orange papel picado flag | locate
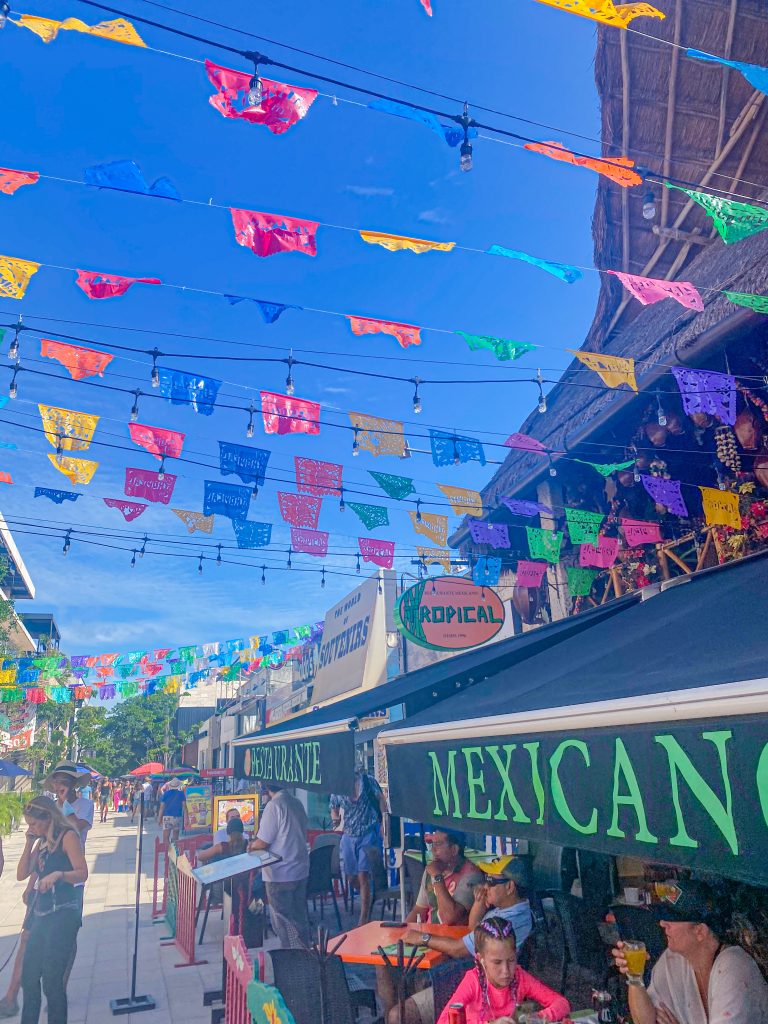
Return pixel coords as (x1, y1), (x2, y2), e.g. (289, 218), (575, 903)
(524, 141), (643, 187)
(533, 0), (664, 29)
(568, 350), (638, 392)
(700, 487), (741, 530)
(16, 14), (146, 46)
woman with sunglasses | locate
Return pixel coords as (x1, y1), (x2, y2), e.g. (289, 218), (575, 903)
(436, 917), (569, 1024)
(17, 796), (88, 1024)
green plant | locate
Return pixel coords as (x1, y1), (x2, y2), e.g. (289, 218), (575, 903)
(0, 792), (34, 835)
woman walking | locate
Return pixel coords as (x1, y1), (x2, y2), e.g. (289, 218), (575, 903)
(98, 780), (111, 823)
(112, 784), (120, 814)
(17, 796), (88, 1024)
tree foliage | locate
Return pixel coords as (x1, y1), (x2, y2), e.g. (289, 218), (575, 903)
(83, 693), (189, 776)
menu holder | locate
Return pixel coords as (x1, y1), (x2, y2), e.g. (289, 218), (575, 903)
(192, 850), (282, 885)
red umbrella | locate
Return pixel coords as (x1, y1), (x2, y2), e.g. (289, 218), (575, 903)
(129, 761), (164, 776)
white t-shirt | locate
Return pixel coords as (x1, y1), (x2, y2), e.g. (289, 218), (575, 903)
(255, 790), (309, 884)
(62, 796), (94, 848)
(648, 946), (768, 1024)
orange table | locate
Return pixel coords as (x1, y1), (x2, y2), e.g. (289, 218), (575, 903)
(334, 920), (470, 969)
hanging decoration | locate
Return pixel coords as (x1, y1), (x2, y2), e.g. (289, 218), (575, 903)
(620, 518), (662, 545)
(129, 423), (185, 460)
(84, 159), (180, 201)
(34, 487), (80, 504)
(419, 0), (433, 15)
(47, 454), (98, 486)
(665, 183), (768, 245)
(348, 412), (406, 456)
(567, 567), (599, 596)
(724, 291), (768, 314)
(468, 521), (510, 549)
(568, 350), (638, 391)
(218, 441), (270, 486)
(473, 556), (502, 586)
(502, 497), (554, 517)
(278, 492), (322, 529)
(367, 98), (478, 149)
(369, 471), (415, 500)
(231, 519), (273, 549)
(260, 390), (320, 435)
(39, 405), (99, 451)
(504, 433), (547, 452)
(486, 245), (582, 283)
(576, 458), (635, 477)
(524, 141), (643, 187)
(172, 509), (215, 534)
(359, 231), (455, 254)
(699, 486), (741, 529)
(203, 480), (250, 520)
(526, 527), (563, 563)
(409, 511), (448, 546)
(291, 527), (329, 557)
(565, 507), (605, 544)
(359, 537), (395, 569)
(438, 484), (484, 517)
(516, 560), (548, 587)
(40, 338), (113, 380)
(0, 168), (39, 195)
(457, 332), (537, 363)
(671, 366), (736, 426)
(532, 0), (664, 28)
(417, 547), (452, 572)
(230, 208), (319, 257)
(14, 14), (146, 46)
(609, 270), (704, 312)
(157, 367), (221, 416)
(295, 456), (342, 496)
(347, 315), (422, 349)
(641, 474), (689, 517)
(124, 467), (176, 505)
(103, 497), (149, 522)
(205, 61), (318, 135)
(75, 270), (161, 300)
(0, 472), (11, 486)
(579, 535), (620, 568)
(347, 502), (390, 531)
(224, 295), (299, 323)
(0, 255), (40, 299)
(686, 50), (768, 101)
(430, 430), (486, 467)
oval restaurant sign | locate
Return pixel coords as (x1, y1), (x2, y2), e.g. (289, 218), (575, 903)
(396, 576), (505, 651)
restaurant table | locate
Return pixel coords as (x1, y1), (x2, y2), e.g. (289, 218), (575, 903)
(334, 920), (470, 968)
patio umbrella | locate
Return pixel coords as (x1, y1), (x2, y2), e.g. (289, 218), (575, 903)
(129, 761), (164, 776)
(0, 760), (30, 777)
(76, 762), (102, 779)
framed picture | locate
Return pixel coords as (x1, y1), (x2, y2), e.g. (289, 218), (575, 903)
(184, 784), (213, 831)
(213, 793), (259, 832)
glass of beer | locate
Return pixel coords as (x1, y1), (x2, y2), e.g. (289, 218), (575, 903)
(622, 940), (648, 986)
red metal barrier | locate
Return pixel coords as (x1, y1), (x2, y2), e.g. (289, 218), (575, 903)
(178, 833), (213, 861)
(169, 853), (208, 968)
(151, 837), (169, 919)
(223, 933), (253, 1024)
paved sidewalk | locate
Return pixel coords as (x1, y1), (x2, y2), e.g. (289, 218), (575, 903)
(0, 810), (224, 1024)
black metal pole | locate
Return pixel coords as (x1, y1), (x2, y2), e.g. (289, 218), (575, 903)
(110, 793), (156, 1015)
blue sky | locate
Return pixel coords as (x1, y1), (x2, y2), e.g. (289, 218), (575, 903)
(0, 0), (603, 654)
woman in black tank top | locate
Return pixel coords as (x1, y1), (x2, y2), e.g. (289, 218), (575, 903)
(17, 796), (88, 1024)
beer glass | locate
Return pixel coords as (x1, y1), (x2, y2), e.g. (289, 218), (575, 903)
(622, 940), (648, 986)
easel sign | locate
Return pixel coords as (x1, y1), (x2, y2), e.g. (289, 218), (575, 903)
(213, 793), (259, 833)
(185, 784), (213, 831)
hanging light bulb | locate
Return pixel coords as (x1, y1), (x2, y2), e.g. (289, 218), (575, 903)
(412, 378), (422, 415)
(352, 428), (360, 456)
(548, 454), (557, 478)
(251, 482), (259, 499)
(339, 487), (345, 512)
(355, 554), (361, 575)
(630, 445), (641, 483)
(287, 548), (292, 569)
(130, 390), (141, 423)
(400, 439), (411, 460)
(0, 2), (9, 28)
(7, 319), (21, 360)
(415, 499), (423, 523)
(536, 369), (547, 414)
(261, 564), (266, 585)
(453, 438), (461, 466)
(216, 544), (223, 567)
(458, 102), (474, 173)
(285, 354), (295, 396)
(642, 190), (657, 221)
(246, 402), (255, 439)
(656, 391), (667, 427)
(321, 567), (326, 589)
(246, 56), (264, 108)
(157, 456), (166, 481)
(55, 437), (63, 459)
(62, 529), (72, 556)
(198, 554), (204, 575)
(8, 365), (19, 400)
(150, 349), (160, 388)
(139, 536), (148, 558)
(131, 550), (137, 569)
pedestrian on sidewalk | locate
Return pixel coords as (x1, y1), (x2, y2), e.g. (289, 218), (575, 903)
(329, 769), (387, 926)
(46, 763), (94, 849)
(249, 783), (311, 949)
(97, 779), (111, 823)
(17, 796), (88, 1024)
(130, 783), (142, 823)
(112, 784), (120, 813)
(157, 779), (186, 842)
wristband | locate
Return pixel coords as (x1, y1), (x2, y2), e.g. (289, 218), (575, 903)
(432, 874), (445, 884)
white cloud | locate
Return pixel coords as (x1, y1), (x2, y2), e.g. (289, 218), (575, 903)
(344, 185), (395, 198)
(418, 208), (451, 226)
(322, 386), (351, 396)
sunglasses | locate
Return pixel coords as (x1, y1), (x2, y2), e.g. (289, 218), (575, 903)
(483, 876), (509, 887)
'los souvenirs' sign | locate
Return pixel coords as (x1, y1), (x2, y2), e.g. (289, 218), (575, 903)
(396, 577), (505, 651)
(384, 714), (768, 886)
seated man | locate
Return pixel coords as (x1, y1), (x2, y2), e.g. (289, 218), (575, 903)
(612, 879), (768, 1024)
(407, 829), (484, 926)
(399, 855), (533, 1024)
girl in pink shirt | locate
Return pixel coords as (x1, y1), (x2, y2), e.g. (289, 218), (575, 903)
(437, 917), (570, 1024)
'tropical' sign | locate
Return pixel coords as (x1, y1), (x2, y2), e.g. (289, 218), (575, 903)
(396, 576), (505, 651)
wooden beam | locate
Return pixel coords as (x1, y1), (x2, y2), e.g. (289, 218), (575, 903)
(660, 0), (683, 229)
(652, 226), (713, 245)
(620, 31), (631, 273)
(714, 0), (740, 157)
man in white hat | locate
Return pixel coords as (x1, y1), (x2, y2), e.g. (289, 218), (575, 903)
(45, 761), (94, 849)
(157, 779), (186, 841)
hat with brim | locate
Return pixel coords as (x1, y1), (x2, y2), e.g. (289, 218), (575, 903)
(44, 761), (92, 789)
(651, 880), (723, 929)
(167, 778), (182, 790)
(476, 855), (530, 887)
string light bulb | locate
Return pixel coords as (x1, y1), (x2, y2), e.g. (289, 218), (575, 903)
(8, 365), (19, 400)
(261, 565), (266, 585)
(7, 319), (21, 360)
(287, 547), (292, 569)
(157, 456), (166, 481)
(246, 402), (255, 439)
(62, 529), (72, 556)
(352, 428), (360, 455)
(285, 354), (295, 396)
(321, 567), (326, 589)
(150, 349), (160, 388)
(536, 369), (547, 414)
(400, 440), (411, 460)
(458, 102), (474, 173)
(548, 454), (557, 478)
(339, 487), (345, 512)
(246, 56), (264, 108)
(216, 544), (223, 567)
(355, 554), (361, 575)
(656, 391), (667, 427)
(130, 389), (141, 423)
(642, 190), (657, 221)
(198, 554), (204, 575)
(412, 378), (422, 415)
(131, 550), (137, 568)
(453, 437), (461, 466)
(251, 483), (259, 499)
(415, 499), (422, 523)
(0, 2), (10, 29)
(139, 535), (147, 558)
